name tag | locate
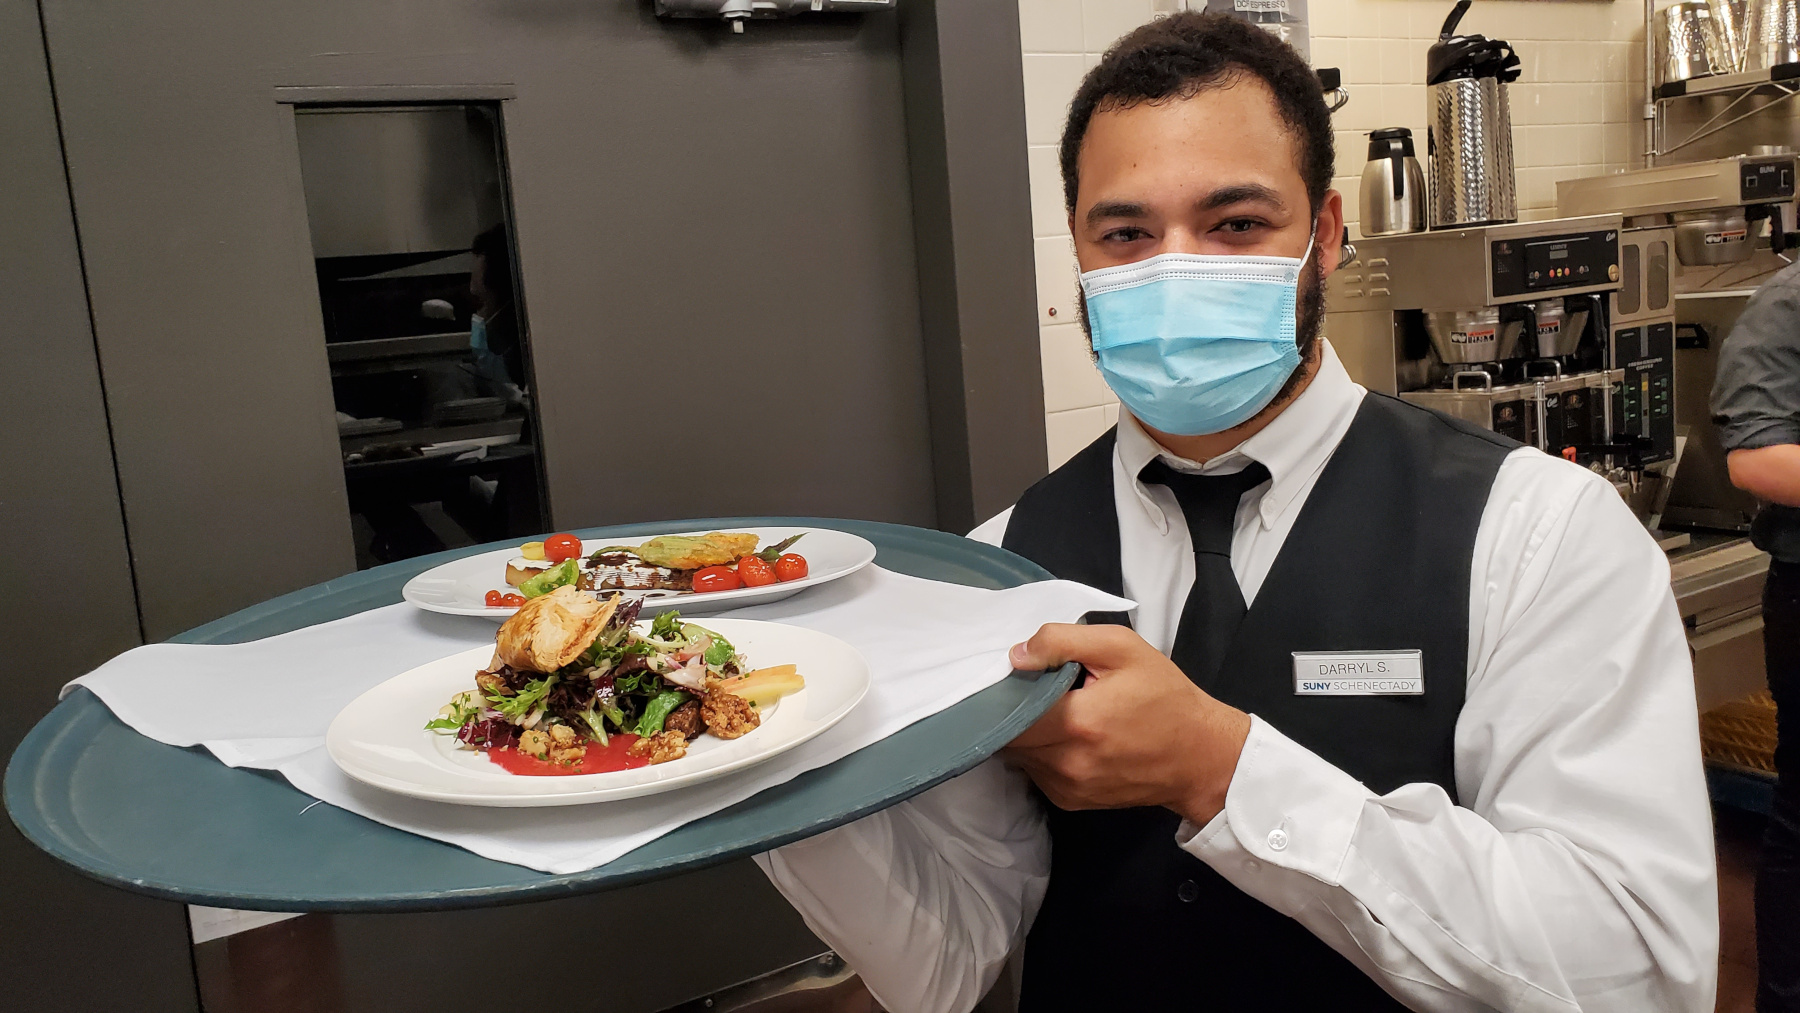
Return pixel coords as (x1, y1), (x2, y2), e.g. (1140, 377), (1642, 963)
(1292, 650), (1424, 696)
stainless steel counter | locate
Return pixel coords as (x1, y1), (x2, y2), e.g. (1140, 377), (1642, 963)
(1671, 535), (1770, 711)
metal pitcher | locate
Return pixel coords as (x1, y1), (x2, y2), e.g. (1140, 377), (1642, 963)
(1360, 128), (1428, 236)
(1747, 0), (1800, 71)
(1428, 77), (1518, 227)
(1425, 0), (1521, 229)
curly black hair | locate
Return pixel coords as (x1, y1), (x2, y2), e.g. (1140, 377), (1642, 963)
(1059, 12), (1334, 216)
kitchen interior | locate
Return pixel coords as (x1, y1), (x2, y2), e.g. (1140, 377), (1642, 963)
(2, 0), (1795, 1009)
(1030, 0), (1788, 1008)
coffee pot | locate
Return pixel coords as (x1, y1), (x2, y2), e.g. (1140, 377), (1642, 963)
(1360, 128), (1428, 237)
(1426, 0), (1521, 228)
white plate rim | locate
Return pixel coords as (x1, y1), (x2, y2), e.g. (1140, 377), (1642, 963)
(400, 526), (877, 619)
(325, 618), (870, 807)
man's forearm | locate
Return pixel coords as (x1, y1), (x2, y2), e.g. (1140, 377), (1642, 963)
(1728, 444), (1800, 506)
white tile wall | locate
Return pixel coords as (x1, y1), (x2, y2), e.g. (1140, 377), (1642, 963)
(1045, 403), (1121, 468)
(1041, 322), (1116, 412)
(1021, 53), (1089, 145)
(1017, 0), (1650, 460)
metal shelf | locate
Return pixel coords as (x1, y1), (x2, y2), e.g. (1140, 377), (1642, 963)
(1656, 62), (1800, 101)
(1674, 288), (1762, 300)
(326, 331), (471, 364)
(1650, 63), (1800, 160)
(338, 416), (523, 456)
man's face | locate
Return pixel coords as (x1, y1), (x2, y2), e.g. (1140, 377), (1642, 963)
(1069, 76), (1344, 351)
(470, 254), (492, 310)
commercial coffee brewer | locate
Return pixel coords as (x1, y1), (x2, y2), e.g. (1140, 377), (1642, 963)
(1326, 215), (1663, 491)
(1558, 152), (1799, 531)
(1552, 154), (1800, 709)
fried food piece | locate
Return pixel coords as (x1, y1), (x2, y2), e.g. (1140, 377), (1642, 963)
(519, 728), (551, 759)
(548, 724), (577, 744)
(596, 532), (760, 571)
(701, 690), (761, 740)
(664, 700), (703, 739)
(475, 670), (508, 695)
(492, 587), (619, 673)
(627, 730), (690, 765)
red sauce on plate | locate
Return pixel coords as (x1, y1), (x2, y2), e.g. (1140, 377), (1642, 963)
(484, 735), (650, 776)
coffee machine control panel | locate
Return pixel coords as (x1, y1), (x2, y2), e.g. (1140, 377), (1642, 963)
(1739, 155), (1796, 202)
(1489, 229), (1620, 300)
(1612, 321), (1677, 465)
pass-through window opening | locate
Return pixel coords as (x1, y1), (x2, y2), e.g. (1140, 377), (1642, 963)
(294, 102), (547, 569)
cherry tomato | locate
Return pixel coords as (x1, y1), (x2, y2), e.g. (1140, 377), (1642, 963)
(544, 533), (582, 563)
(774, 553), (809, 582)
(694, 565), (742, 593)
(738, 555), (778, 587)
(485, 589), (505, 607)
(500, 593), (526, 607)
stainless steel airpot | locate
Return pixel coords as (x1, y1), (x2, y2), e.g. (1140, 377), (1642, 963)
(1426, 0), (1522, 229)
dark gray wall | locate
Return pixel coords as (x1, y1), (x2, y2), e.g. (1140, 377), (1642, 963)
(1, 1), (197, 1009)
(37, 1), (355, 642)
(329, 859), (824, 1013)
(901, 0), (1048, 533)
(39, 0), (953, 643)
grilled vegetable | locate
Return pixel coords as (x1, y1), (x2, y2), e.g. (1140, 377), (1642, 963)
(593, 532), (761, 570)
(716, 665), (805, 708)
(518, 559), (579, 598)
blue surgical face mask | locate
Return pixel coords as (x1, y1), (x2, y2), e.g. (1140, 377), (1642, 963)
(1079, 235), (1314, 436)
(469, 313), (488, 352)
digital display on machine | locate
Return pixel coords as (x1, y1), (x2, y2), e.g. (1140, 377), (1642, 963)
(1525, 239), (1590, 287)
(1489, 229), (1620, 298)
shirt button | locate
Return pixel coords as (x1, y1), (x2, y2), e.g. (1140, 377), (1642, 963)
(1267, 828), (1289, 852)
(1177, 879), (1200, 903)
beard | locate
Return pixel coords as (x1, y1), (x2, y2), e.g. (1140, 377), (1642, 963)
(1076, 252), (1327, 416)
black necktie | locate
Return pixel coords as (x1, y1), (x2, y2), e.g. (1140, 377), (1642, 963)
(1140, 458), (1271, 687)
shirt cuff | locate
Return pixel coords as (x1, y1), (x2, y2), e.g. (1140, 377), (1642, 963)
(1176, 715), (1372, 887)
(1717, 416), (1800, 451)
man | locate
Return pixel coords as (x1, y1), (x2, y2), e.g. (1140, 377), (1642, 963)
(468, 223), (524, 393)
(756, 15), (1717, 1012)
(1714, 264), (1800, 1013)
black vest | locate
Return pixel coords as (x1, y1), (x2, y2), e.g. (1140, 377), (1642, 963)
(1004, 393), (1514, 1012)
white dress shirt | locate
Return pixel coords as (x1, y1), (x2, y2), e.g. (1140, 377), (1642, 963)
(756, 341), (1719, 1013)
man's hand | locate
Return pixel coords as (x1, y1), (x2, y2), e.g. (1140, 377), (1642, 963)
(1002, 623), (1252, 826)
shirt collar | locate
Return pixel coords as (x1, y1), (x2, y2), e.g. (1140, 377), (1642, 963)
(1115, 339), (1367, 534)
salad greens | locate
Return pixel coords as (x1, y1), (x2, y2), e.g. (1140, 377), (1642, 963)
(633, 690), (692, 737)
(428, 600), (756, 763)
(486, 675), (556, 723)
(425, 691), (483, 731)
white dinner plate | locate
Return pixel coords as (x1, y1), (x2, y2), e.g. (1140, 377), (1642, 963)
(401, 526), (877, 619)
(326, 619), (870, 807)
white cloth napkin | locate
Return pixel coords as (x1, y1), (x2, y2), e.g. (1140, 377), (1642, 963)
(65, 566), (1132, 874)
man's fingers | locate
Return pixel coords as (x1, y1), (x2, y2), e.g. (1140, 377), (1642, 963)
(1006, 693), (1076, 750)
(1007, 622), (1145, 675)
(1002, 746), (1096, 812)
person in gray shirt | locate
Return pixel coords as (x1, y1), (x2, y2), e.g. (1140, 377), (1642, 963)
(1713, 259), (1800, 1013)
